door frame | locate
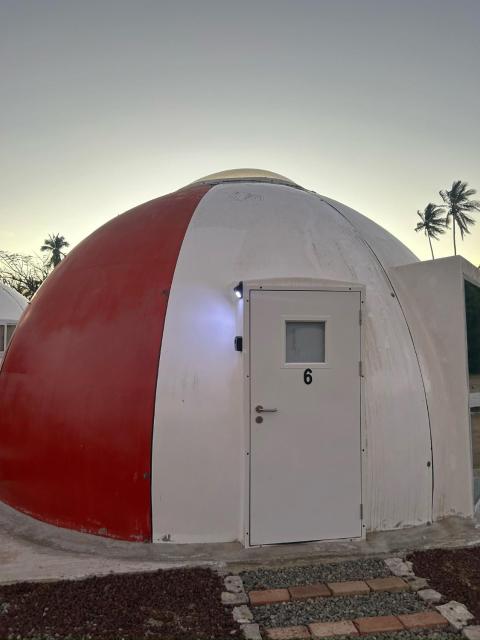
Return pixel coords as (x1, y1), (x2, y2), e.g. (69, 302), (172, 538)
(241, 278), (367, 547)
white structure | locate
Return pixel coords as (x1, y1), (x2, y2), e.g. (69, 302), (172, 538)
(152, 171), (480, 544)
(1, 169), (479, 545)
(0, 283), (27, 364)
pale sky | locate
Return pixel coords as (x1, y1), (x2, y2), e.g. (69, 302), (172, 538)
(1, 0), (479, 265)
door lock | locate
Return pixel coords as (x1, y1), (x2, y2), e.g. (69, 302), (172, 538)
(255, 405), (278, 413)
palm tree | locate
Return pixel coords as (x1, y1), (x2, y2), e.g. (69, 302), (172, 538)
(415, 203), (446, 260)
(439, 180), (480, 255)
(40, 234), (70, 267)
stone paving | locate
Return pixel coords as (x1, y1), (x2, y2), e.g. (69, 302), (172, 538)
(221, 556), (478, 640)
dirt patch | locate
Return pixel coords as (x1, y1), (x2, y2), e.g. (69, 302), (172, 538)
(408, 546), (480, 622)
(0, 567), (240, 639)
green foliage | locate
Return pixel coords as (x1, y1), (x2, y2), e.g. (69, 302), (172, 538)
(40, 233), (70, 267)
(440, 180), (480, 255)
(415, 181), (479, 258)
(0, 233), (69, 300)
(414, 203), (447, 259)
(0, 251), (51, 300)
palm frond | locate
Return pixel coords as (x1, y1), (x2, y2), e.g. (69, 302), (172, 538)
(463, 200), (480, 211)
(440, 180), (478, 246)
(40, 233), (70, 267)
(415, 203), (446, 239)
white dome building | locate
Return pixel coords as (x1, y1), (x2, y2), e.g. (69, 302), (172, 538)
(0, 169), (479, 545)
(0, 283), (28, 365)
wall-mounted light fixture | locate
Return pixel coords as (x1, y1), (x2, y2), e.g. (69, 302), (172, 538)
(233, 281), (243, 299)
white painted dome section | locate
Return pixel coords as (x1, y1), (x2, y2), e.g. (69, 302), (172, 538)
(151, 182), (432, 543)
(193, 168), (297, 186)
(0, 284), (27, 365)
(0, 283), (28, 321)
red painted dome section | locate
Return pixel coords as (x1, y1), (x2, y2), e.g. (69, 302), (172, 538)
(0, 184), (210, 541)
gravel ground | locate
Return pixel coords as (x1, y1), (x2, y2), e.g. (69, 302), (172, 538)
(253, 592), (426, 628)
(241, 558), (391, 590)
(0, 568), (240, 640)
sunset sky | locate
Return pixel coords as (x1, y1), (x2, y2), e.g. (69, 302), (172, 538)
(1, 0), (479, 265)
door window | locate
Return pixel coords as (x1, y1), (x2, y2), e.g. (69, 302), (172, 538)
(285, 321), (326, 363)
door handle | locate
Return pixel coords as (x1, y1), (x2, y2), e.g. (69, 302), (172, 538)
(255, 405), (278, 413)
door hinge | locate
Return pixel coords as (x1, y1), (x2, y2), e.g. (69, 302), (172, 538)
(360, 503), (363, 519)
(359, 361), (364, 377)
(359, 309), (362, 325)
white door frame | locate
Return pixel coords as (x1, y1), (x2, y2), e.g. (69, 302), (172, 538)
(241, 278), (367, 547)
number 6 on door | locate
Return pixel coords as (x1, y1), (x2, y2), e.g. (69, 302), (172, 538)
(303, 368), (313, 385)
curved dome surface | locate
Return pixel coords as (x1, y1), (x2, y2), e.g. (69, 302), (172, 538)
(192, 167), (298, 186)
(0, 283), (28, 320)
(0, 175), (434, 542)
(0, 284), (28, 365)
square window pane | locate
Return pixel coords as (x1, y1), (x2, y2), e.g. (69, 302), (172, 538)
(286, 321), (325, 363)
(6, 324), (16, 346)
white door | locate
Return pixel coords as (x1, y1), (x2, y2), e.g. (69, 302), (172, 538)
(249, 289), (362, 545)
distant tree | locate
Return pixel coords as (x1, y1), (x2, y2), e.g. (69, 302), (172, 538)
(40, 233), (69, 267)
(414, 203), (446, 260)
(439, 181), (480, 255)
(0, 251), (51, 300)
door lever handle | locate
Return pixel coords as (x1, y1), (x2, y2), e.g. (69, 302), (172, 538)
(255, 405), (278, 413)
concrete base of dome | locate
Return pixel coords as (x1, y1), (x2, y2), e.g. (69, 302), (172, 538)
(1, 500), (479, 585)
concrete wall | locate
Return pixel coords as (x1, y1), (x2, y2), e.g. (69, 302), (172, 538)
(392, 256), (480, 520)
